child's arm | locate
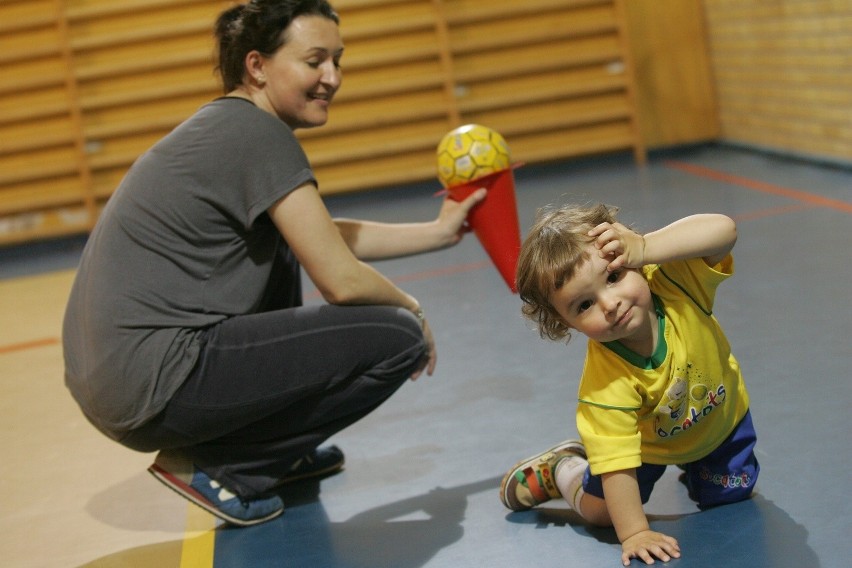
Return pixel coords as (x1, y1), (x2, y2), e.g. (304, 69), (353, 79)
(601, 470), (681, 566)
(589, 214), (737, 272)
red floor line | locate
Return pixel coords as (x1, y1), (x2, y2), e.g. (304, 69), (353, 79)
(664, 160), (852, 214)
(0, 337), (60, 355)
(389, 260), (492, 283)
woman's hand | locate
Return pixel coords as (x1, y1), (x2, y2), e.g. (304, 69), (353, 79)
(435, 188), (488, 247)
(620, 529), (681, 566)
(409, 317), (436, 380)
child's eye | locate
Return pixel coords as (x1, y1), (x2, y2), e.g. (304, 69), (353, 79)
(607, 270), (622, 284)
(577, 300), (593, 314)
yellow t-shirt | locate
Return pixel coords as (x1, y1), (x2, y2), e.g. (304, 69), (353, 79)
(576, 255), (750, 475)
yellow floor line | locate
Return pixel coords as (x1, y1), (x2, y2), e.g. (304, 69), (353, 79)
(179, 504), (217, 568)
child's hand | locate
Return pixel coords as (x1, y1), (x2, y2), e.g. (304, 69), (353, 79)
(620, 529), (681, 566)
(588, 222), (645, 271)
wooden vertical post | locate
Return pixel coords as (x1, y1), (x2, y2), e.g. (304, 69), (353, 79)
(612, 0), (647, 166)
(55, 0), (97, 231)
(431, 0), (462, 127)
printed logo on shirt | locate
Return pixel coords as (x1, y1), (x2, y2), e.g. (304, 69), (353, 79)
(655, 363), (727, 438)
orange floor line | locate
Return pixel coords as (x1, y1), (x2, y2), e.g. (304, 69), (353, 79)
(0, 337), (60, 355)
(665, 160), (852, 214)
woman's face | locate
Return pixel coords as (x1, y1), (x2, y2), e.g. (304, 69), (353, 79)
(251, 15), (343, 129)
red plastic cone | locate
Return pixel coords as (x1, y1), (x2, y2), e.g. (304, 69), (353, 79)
(447, 166), (522, 293)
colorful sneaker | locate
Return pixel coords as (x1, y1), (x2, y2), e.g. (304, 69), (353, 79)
(499, 440), (586, 511)
(279, 445), (345, 485)
(148, 451), (284, 527)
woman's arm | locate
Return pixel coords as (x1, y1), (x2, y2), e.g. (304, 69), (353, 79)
(590, 213), (737, 272)
(602, 470), (681, 566)
(268, 183), (437, 376)
(334, 188), (487, 260)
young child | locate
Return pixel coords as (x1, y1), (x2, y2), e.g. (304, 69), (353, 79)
(500, 203), (759, 566)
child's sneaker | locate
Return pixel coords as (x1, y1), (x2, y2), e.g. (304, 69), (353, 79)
(500, 440), (586, 511)
(280, 445), (345, 484)
(148, 451), (284, 527)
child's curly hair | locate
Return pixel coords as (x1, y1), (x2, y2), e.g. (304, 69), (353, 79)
(516, 203), (619, 342)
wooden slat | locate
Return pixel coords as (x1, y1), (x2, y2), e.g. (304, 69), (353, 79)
(71, 36), (214, 80)
(0, 147), (80, 187)
(464, 93), (633, 138)
(447, 5), (618, 54)
(453, 35), (621, 83)
(334, 0), (418, 10)
(313, 149), (442, 194)
(339, 1), (435, 39)
(335, 30), (441, 69)
(0, 177), (86, 215)
(85, 131), (174, 171)
(65, 0), (219, 21)
(66, 2), (226, 54)
(0, 28), (62, 64)
(0, 116), (76, 156)
(303, 118), (449, 166)
(456, 66), (628, 114)
(79, 76), (219, 112)
(0, 87), (72, 125)
(442, 0), (611, 25)
(307, 89), (448, 135)
(333, 59), (445, 101)
(508, 122), (636, 164)
(0, 62), (66, 97)
(0, 1), (57, 34)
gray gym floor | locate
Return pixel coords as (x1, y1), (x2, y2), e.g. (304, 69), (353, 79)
(1, 144), (849, 567)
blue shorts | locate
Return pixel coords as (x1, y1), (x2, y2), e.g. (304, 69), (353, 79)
(582, 410), (759, 509)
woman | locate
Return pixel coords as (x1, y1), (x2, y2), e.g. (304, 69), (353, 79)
(62, 0), (485, 527)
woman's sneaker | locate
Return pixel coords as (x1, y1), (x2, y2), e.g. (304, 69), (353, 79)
(279, 445), (345, 484)
(148, 452), (284, 527)
(499, 440), (586, 511)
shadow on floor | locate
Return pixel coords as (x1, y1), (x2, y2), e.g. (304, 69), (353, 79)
(213, 476), (503, 568)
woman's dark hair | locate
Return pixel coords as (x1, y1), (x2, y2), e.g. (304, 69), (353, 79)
(214, 0), (339, 93)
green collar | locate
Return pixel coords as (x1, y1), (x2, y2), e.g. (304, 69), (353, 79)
(602, 294), (666, 370)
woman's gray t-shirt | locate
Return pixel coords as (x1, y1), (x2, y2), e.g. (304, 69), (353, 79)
(63, 98), (316, 438)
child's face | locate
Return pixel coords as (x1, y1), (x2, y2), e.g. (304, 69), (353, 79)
(549, 244), (655, 349)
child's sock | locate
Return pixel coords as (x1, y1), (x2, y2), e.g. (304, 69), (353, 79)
(554, 455), (587, 516)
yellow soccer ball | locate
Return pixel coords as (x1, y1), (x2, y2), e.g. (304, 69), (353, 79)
(436, 124), (511, 188)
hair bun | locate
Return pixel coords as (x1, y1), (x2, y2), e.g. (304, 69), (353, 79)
(215, 4), (245, 41)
